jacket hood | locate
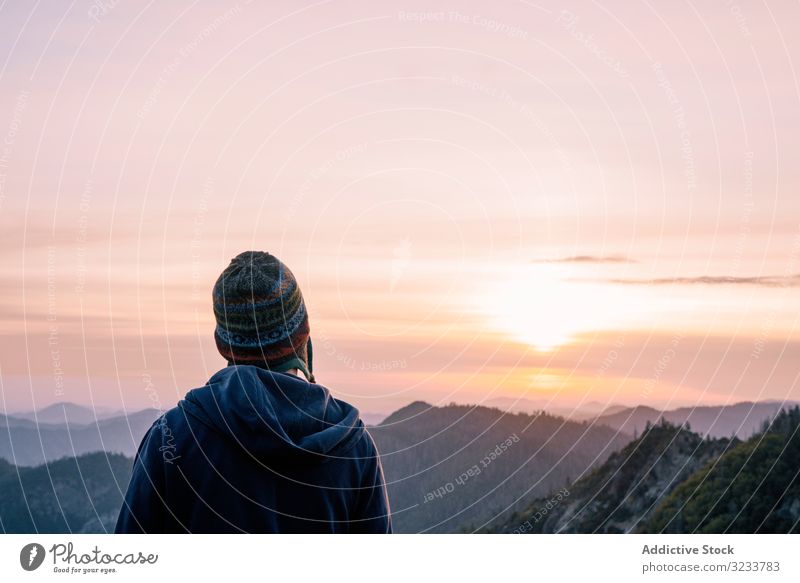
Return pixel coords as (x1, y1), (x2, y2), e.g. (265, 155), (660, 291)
(179, 365), (364, 463)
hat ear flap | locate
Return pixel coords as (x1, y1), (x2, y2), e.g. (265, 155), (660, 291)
(307, 337), (315, 383)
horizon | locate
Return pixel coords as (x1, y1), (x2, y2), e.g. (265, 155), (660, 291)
(2, 0), (799, 415)
(7, 395), (800, 420)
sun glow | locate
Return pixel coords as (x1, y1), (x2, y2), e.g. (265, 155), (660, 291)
(486, 265), (646, 351)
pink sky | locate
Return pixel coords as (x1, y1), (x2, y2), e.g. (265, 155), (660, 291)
(1, 0), (799, 415)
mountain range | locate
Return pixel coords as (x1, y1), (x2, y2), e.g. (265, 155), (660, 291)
(479, 397), (628, 420)
(646, 406), (800, 533)
(369, 401), (631, 532)
(1, 399), (797, 533)
(3, 399), (788, 466)
(593, 401), (798, 439)
(488, 406), (800, 534)
(0, 452), (131, 533)
(486, 420), (735, 533)
(12, 402), (122, 425)
(0, 405), (161, 466)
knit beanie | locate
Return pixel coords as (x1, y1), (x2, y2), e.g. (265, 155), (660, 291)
(213, 251), (314, 382)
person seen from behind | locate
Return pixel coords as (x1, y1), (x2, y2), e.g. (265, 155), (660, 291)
(115, 251), (392, 533)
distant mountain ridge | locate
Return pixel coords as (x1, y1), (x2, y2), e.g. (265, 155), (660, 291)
(487, 420), (735, 533)
(644, 406), (800, 533)
(12, 402), (121, 426)
(489, 405), (800, 534)
(594, 401), (797, 439)
(0, 407), (161, 466)
(0, 452), (131, 533)
(371, 401), (632, 533)
(2, 400), (798, 534)
(2, 398), (790, 466)
(481, 397), (626, 420)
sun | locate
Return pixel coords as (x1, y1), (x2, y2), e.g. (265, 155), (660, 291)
(484, 264), (642, 351)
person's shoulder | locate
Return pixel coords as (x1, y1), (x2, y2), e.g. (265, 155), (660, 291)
(353, 424), (382, 458)
(136, 407), (186, 465)
(146, 404), (192, 439)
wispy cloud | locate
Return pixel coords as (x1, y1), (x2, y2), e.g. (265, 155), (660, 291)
(531, 255), (635, 264)
(610, 274), (800, 287)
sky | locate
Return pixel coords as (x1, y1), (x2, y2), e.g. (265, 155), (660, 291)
(1, 0), (799, 416)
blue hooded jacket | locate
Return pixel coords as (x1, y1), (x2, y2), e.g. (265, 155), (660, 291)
(115, 365), (391, 533)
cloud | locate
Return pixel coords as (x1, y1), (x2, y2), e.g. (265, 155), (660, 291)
(531, 255), (635, 264)
(610, 274), (800, 287)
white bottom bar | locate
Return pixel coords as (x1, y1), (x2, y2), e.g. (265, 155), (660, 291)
(1, 534), (797, 582)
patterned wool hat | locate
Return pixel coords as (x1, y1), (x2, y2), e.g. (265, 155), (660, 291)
(213, 251), (313, 382)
